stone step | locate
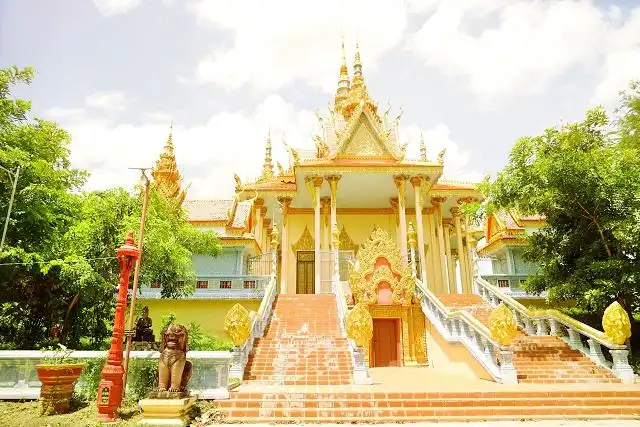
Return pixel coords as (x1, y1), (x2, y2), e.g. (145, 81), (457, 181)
(214, 391), (640, 423)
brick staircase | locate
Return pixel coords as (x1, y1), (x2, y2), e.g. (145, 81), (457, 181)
(243, 294), (353, 386)
(437, 294), (621, 384)
(213, 389), (640, 423)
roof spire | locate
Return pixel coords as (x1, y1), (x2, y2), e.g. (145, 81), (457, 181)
(351, 38), (365, 94)
(152, 122), (186, 204)
(419, 133), (427, 161)
(334, 34), (350, 113)
(260, 128), (275, 181)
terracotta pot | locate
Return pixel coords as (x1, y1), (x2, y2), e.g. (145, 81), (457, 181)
(35, 363), (85, 415)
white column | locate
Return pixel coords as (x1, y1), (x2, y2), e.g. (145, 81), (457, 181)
(443, 222), (456, 293)
(451, 206), (470, 294)
(431, 197), (450, 293)
(278, 197), (292, 294)
(390, 198), (401, 247)
(321, 197), (330, 250)
(394, 175), (409, 264)
(410, 176), (427, 283)
(253, 199), (264, 251)
(327, 176), (341, 243)
(310, 176), (323, 294)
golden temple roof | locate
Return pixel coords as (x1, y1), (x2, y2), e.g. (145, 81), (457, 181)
(152, 125), (187, 204)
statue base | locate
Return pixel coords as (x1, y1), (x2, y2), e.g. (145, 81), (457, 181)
(138, 396), (196, 426)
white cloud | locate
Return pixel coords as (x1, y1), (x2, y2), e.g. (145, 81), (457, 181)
(92, 0), (143, 16)
(190, 0), (408, 93)
(45, 107), (87, 121)
(144, 111), (173, 122)
(590, 8), (640, 107)
(401, 124), (483, 182)
(85, 91), (129, 112)
(59, 95), (478, 199)
(407, 0), (622, 107)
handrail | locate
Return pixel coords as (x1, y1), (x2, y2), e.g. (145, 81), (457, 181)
(415, 278), (518, 384)
(474, 276), (635, 383)
(229, 250), (279, 380)
(333, 250), (372, 385)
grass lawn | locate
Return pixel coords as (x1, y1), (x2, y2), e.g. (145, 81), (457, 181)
(0, 400), (141, 427)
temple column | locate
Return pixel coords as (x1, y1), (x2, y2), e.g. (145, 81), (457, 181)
(277, 197), (292, 294)
(253, 199), (264, 250)
(327, 175), (341, 232)
(263, 218), (271, 255)
(306, 176), (324, 294)
(443, 222), (456, 293)
(451, 206), (470, 294)
(393, 175), (409, 264)
(321, 197), (331, 250)
(410, 176), (427, 283)
(464, 216), (475, 287)
(431, 197), (450, 293)
(426, 211), (440, 293)
(390, 198), (401, 247)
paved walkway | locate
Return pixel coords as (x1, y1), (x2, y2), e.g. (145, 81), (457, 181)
(237, 422), (640, 427)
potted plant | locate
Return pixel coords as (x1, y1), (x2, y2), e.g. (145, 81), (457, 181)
(36, 344), (85, 415)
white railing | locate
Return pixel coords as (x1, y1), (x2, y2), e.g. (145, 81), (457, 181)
(332, 249), (372, 385)
(0, 350), (232, 400)
(474, 277), (635, 383)
(229, 246), (279, 380)
(415, 278), (518, 384)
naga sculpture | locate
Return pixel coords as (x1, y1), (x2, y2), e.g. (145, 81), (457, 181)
(151, 324), (193, 397)
(602, 301), (632, 345)
(488, 303), (518, 346)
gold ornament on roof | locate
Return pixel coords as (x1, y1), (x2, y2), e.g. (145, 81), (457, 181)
(276, 161), (285, 176)
(348, 228), (413, 306)
(151, 126), (187, 204)
(233, 174), (242, 193)
(314, 135), (330, 159)
(488, 303), (517, 346)
(437, 148), (446, 164)
(224, 303), (252, 346)
(339, 225), (358, 254)
(258, 131), (275, 182)
(602, 301), (632, 345)
(346, 302), (373, 347)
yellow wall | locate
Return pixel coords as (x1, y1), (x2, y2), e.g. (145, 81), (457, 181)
(140, 298), (261, 339)
(285, 212), (397, 294)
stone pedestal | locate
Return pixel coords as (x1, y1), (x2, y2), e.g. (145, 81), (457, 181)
(138, 396), (197, 426)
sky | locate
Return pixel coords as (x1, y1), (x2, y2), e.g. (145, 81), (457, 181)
(1, 0), (639, 200)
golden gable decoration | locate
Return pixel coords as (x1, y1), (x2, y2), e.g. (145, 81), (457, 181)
(348, 228), (413, 306)
(339, 225), (358, 254)
(291, 225), (315, 252)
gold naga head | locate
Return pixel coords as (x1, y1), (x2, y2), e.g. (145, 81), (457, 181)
(602, 301), (632, 346)
(346, 302), (373, 347)
(224, 303), (252, 347)
(488, 303), (518, 346)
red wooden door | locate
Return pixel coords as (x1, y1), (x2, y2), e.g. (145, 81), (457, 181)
(372, 319), (399, 367)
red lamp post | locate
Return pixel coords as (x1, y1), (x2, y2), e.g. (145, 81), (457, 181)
(97, 231), (140, 422)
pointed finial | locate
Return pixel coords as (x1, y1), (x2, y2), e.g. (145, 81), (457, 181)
(419, 133), (427, 161)
(260, 128), (274, 181)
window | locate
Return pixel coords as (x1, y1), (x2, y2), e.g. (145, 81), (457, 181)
(150, 283), (160, 289)
(243, 280), (256, 289)
(196, 280), (208, 289)
(219, 280), (232, 289)
(497, 279), (509, 288)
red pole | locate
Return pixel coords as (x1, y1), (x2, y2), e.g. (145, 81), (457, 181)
(97, 231), (140, 422)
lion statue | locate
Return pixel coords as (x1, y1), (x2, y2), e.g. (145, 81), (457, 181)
(156, 324), (193, 395)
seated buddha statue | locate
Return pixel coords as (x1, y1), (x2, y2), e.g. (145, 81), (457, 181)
(134, 306), (155, 342)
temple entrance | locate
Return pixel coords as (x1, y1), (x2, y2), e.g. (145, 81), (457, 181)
(371, 318), (400, 367)
(296, 251), (315, 294)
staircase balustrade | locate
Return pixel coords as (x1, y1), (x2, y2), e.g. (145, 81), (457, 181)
(332, 248), (372, 385)
(414, 278), (518, 384)
(474, 277), (635, 384)
(229, 247), (279, 380)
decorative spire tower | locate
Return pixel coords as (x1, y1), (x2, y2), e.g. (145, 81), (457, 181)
(259, 129), (275, 181)
(351, 41), (365, 93)
(334, 37), (351, 113)
(419, 134), (427, 161)
(151, 124), (187, 204)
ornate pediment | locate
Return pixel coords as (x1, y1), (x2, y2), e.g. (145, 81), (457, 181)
(348, 228), (413, 306)
(339, 225), (358, 254)
(291, 225), (315, 252)
(334, 108), (397, 160)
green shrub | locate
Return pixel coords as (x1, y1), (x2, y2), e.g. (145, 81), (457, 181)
(75, 357), (106, 401)
(126, 358), (158, 401)
(188, 322), (234, 351)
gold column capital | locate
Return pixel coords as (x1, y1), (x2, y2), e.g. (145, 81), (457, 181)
(430, 196), (447, 207)
(263, 218), (272, 227)
(410, 175), (429, 188)
(320, 196), (331, 211)
(457, 197), (478, 205)
(389, 197), (399, 210)
(393, 174), (409, 187)
(450, 206), (461, 217)
(254, 198), (265, 207)
(326, 175), (342, 185)
(260, 206), (267, 216)
(312, 176), (324, 188)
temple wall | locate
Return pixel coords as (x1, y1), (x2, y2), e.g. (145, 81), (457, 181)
(193, 248), (243, 276)
(140, 299), (261, 340)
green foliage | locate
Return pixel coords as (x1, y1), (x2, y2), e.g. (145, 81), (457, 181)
(126, 358), (158, 402)
(40, 343), (76, 365)
(75, 357), (106, 401)
(485, 83), (640, 324)
(0, 67), (222, 350)
(160, 313), (233, 351)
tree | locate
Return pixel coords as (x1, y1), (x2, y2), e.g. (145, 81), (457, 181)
(485, 86), (640, 324)
(0, 67), (221, 349)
